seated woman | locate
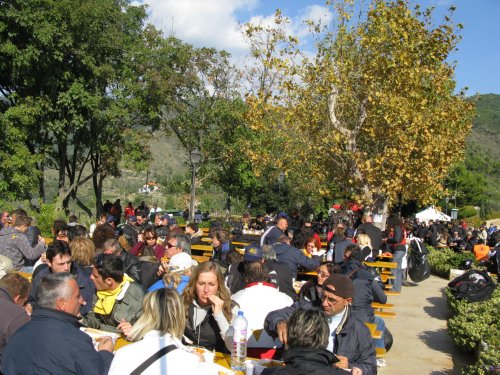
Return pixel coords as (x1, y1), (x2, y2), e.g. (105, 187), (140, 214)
(109, 288), (212, 375)
(262, 308), (350, 375)
(148, 252), (197, 294)
(210, 229), (235, 269)
(182, 262), (237, 353)
(302, 236), (323, 258)
(298, 261), (339, 305)
(356, 233), (374, 261)
(130, 227), (166, 262)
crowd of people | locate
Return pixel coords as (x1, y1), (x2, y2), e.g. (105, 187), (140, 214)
(0, 204), (499, 375)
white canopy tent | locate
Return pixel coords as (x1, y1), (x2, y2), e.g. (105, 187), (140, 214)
(415, 206), (451, 224)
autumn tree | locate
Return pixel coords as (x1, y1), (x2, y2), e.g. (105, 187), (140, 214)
(243, 0), (475, 226)
(0, 0), (152, 214)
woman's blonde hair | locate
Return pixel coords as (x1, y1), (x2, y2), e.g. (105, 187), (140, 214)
(162, 267), (192, 290)
(128, 288), (185, 342)
(356, 233), (372, 248)
(182, 262), (232, 321)
(69, 237), (96, 267)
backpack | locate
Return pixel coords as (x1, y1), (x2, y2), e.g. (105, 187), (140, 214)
(407, 238), (431, 283)
(448, 269), (497, 302)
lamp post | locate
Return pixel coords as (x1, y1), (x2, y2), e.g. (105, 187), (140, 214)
(445, 197), (450, 216)
(189, 148), (202, 222)
(278, 171), (285, 194)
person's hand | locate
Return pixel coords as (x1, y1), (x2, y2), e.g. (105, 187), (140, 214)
(333, 354), (349, 369)
(40, 252), (48, 264)
(38, 236), (46, 245)
(24, 303), (33, 316)
(117, 320), (133, 337)
(352, 367), (363, 375)
(97, 336), (114, 352)
(157, 259), (169, 276)
(207, 294), (224, 315)
(277, 321), (287, 345)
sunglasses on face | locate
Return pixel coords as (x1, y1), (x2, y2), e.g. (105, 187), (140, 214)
(166, 243), (178, 249)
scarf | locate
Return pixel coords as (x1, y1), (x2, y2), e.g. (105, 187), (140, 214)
(94, 274), (134, 315)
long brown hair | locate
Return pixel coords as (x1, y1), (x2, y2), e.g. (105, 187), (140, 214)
(182, 261), (232, 321)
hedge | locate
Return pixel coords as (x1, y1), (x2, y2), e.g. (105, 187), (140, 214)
(446, 283), (499, 374)
(427, 247), (477, 278)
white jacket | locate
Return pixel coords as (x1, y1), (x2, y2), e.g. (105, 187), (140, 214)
(109, 331), (227, 375)
(231, 282), (293, 348)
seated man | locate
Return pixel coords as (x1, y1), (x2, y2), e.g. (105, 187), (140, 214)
(0, 273), (30, 367)
(265, 274), (376, 375)
(231, 261), (293, 358)
(0, 213), (46, 271)
(2, 273), (114, 374)
(28, 240), (95, 316)
(272, 235), (320, 279)
(225, 245), (296, 301)
(262, 308), (349, 375)
(83, 253), (145, 334)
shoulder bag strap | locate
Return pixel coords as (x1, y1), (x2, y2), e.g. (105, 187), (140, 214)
(130, 344), (177, 375)
(347, 268), (360, 279)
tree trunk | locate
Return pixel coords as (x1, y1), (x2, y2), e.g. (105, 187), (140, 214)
(38, 160), (45, 204)
(371, 194), (389, 231)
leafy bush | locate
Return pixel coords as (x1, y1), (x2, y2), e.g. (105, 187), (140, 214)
(427, 247), (476, 278)
(459, 206), (479, 219)
(446, 286), (499, 374)
(34, 203), (61, 237)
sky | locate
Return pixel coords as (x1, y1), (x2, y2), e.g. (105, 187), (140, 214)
(136, 0), (500, 95)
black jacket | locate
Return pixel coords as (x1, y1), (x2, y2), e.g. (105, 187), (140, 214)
(265, 302), (376, 375)
(183, 303), (228, 353)
(356, 223), (383, 252)
(273, 243), (320, 278)
(262, 347), (349, 375)
(1, 308), (113, 375)
(341, 260), (387, 323)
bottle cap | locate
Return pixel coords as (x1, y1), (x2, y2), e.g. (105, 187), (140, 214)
(238, 311), (243, 317)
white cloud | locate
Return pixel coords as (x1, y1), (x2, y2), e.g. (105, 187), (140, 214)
(143, 0), (258, 56)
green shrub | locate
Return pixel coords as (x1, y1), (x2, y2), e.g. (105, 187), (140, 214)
(459, 206), (479, 219)
(34, 203), (63, 237)
(446, 286), (499, 374)
(427, 247), (476, 278)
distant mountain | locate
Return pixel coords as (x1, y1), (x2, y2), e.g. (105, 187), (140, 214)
(466, 94), (500, 210)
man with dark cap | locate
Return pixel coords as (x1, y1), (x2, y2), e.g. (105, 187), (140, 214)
(265, 274), (376, 375)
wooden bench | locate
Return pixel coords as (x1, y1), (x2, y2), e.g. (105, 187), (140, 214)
(192, 255), (211, 263)
(231, 241), (250, 247)
(364, 323), (383, 339)
(372, 302), (394, 310)
(375, 347), (387, 358)
(364, 261), (397, 269)
(375, 311), (396, 319)
(384, 290), (401, 296)
(201, 237), (212, 243)
(380, 274), (395, 283)
(191, 244), (213, 252)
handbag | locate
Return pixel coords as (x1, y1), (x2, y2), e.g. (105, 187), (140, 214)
(130, 344), (177, 375)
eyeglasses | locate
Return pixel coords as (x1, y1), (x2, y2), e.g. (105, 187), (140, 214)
(166, 243), (178, 249)
(145, 237), (156, 240)
(321, 295), (344, 305)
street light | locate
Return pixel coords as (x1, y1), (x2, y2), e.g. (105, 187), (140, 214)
(278, 171), (285, 194)
(189, 148), (202, 222)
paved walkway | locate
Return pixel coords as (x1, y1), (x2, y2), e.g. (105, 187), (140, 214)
(378, 275), (473, 375)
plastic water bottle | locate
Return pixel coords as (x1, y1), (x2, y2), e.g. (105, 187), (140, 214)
(326, 242), (334, 262)
(231, 311), (248, 372)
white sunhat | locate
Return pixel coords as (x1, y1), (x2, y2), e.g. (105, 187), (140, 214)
(168, 252), (198, 273)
